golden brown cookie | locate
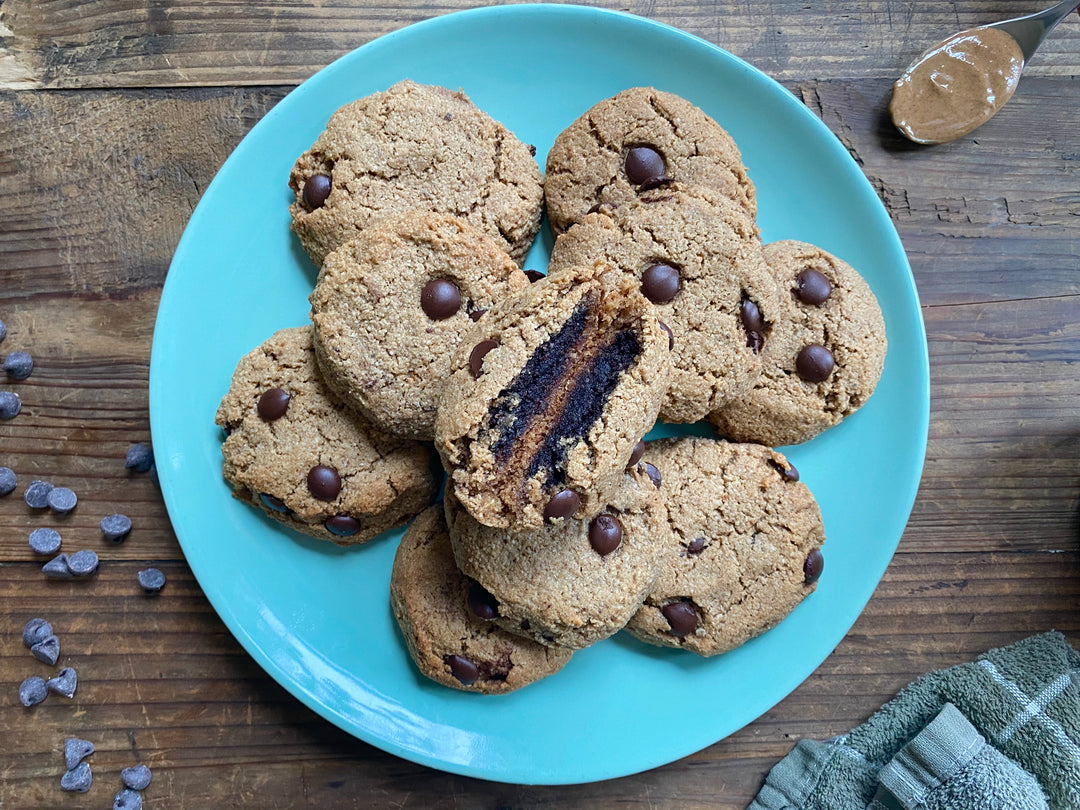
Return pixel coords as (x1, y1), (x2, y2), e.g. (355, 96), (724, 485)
(434, 262), (671, 531)
(548, 184), (779, 423)
(544, 87), (756, 234)
(309, 212), (530, 440)
(709, 240), (887, 446)
(625, 437), (824, 656)
(445, 465), (669, 650)
(215, 326), (438, 544)
(289, 80), (543, 267)
(390, 505), (572, 694)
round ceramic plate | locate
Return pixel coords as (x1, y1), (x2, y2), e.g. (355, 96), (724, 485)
(150, 4), (928, 786)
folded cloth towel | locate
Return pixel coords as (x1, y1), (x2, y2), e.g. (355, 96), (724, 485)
(748, 631), (1080, 810)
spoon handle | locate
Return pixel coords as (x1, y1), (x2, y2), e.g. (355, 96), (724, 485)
(988, 0), (1080, 62)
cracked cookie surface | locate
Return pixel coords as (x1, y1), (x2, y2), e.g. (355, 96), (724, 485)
(310, 212), (530, 440)
(544, 87), (756, 235)
(548, 184), (779, 423)
(289, 80), (543, 267)
(390, 504), (572, 694)
(625, 437), (824, 656)
(215, 326), (439, 544)
(709, 240), (887, 446)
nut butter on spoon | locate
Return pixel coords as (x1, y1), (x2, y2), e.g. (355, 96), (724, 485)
(890, 0), (1080, 144)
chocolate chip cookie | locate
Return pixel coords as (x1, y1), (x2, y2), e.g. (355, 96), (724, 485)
(309, 212), (530, 439)
(289, 80), (543, 267)
(544, 87), (756, 234)
(548, 184), (779, 423)
(435, 261), (671, 530)
(215, 326), (439, 544)
(709, 240), (887, 446)
(445, 464), (669, 649)
(625, 437), (824, 656)
(390, 505), (572, 693)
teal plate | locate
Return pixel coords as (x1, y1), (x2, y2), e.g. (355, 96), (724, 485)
(150, 4), (928, 785)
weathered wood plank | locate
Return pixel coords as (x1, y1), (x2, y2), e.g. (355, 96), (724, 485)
(2, 0), (1080, 90)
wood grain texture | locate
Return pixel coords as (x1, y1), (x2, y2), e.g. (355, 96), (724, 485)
(2, 0), (1080, 90)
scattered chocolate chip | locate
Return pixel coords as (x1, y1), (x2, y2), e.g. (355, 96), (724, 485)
(524, 269), (545, 283)
(768, 458), (799, 482)
(259, 493), (289, 513)
(0, 390), (21, 419)
(121, 764), (152, 791)
(624, 145), (666, 186)
(641, 264), (680, 304)
(588, 514), (623, 555)
(24, 479), (53, 508)
(468, 340), (498, 378)
(796, 268), (832, 306)
(643, 462), (662, 489)
(125, 443), (154, 473)
(29, 527), (61, 555)
(60, 761), (92, 792)
(796, 344), (835, 382)
(628, 439), (645, 467)
(661, 601), (699, 637)
(114, 788), (143, 810)
(657, 320), (674, 350)
(324, 515), (360, 537)
(23, 618), (53, 648)
(42, 554), (74, 580)
(686, 537), (706, 555)
(804, 548), (824, 585)
(31, 634), (60, 665)
(467, 580), (499, 620)
(527, 144), (537, 156)
(68, 549), (99, 577)
(468, 309), (487, 322)
(98, 516), (133, 548)
(47, 486), (78, 515)
(420, 278), (462, 320)
(137, 568), (166, 594)
(19, 675), (48, 707)
(0, 318), (5, 343)
(0, 466), (15, 496)
(64, 738), (95, 771)
(445, 654), (479, 685)
(3, 350), (33, 380)
(303, 173), (332, 209)
(306, 465), (341, 500)
(257, 388), (290, 420)
(543, 489), (581, 521)
(47, 667), (77, 698)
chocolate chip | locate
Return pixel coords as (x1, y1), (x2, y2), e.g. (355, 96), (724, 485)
(746, 330), (765, 353)
(588, 514), (623, 555)
(306, 465), (340, 500)
(60, 761), (92, 792)
(467, 580), (499, 620)
(0, 466), (15, 496)
(543, 489), (581, 521)
(739, 297), (763, 332)
(0, 318), (5, 343)
(29, 527), (61, 555)
(125, 442), (154, 473)
(804, 548), (824, 585)
(686, 537), (706, 555)
(468, 309), (487, 322)
(445, 654), (479, 685)
(24, 479), (52, 508)
(527, 144), (537, 156)
(114, 788), (143, 810)
(0, 390), (21, 419)
(31, 634), (60, 665)
(420, 278), (462, 320)
(68, 549), (99, 577)
(524, 269), (545, 283)
(22, 618), (52, 648)
(661, 601), (699, 637)
(48, 667), (78, 698)
(325, 515), (360, 537)
(768, 458), (800, 482)
(657, 320), (674, 350)
(303, 173), (332, 209)
(796, 344), (834, 382)
(64, 737), (95, 771)
(628, 439), (645, 467)
(641, 264), (680, 304)
(121, 764), (152, 791)
(19, 676), (47, 707)
(47, 486), (77, 515)
(42, 554), (74, 580)
(643, 462), (661, 489)
(138, 568), (166, 594)
(3, 350), (33, 380)
(624, 146), (666, 186)
(257, 387), (290, 420)
(468, 340), (498, 378)
(796, 268), (832, 306)
(101, 513), (133, 542)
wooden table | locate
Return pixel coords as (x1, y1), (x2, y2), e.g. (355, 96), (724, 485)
(2, 2), (1078, 807)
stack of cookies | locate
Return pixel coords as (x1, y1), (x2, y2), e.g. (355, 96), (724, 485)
(215, 81), (886, 694)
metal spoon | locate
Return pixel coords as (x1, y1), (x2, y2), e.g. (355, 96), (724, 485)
(984, 0), (1080, 63)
